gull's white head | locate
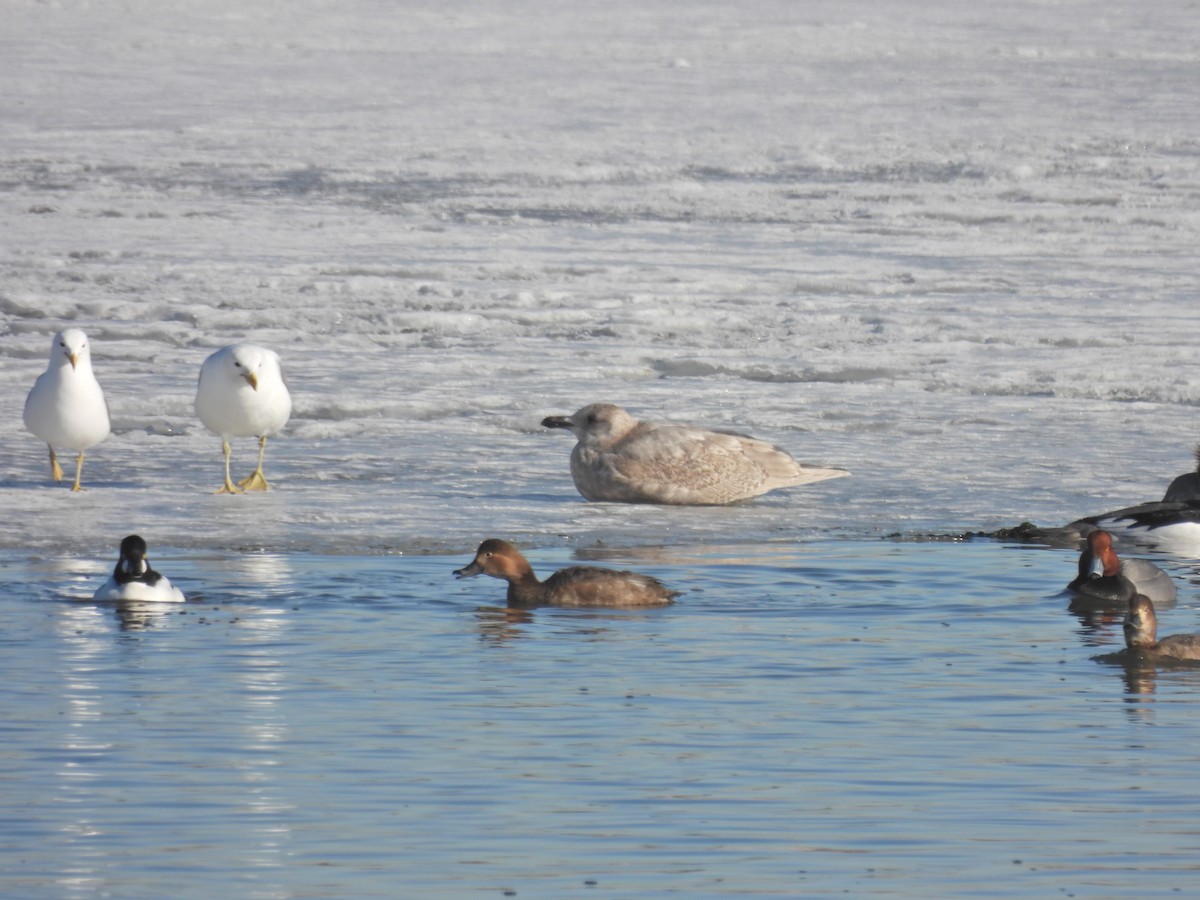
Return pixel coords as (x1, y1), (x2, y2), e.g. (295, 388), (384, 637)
(226, 343), (276, 391)
(50, 328), (92, 371)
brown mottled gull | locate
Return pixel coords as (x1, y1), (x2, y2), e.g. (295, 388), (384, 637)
(541, 403), (848, 505)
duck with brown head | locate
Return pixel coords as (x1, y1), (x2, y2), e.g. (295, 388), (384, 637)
(1066, 529), (1176, 610)
(1124, 594), (1200, 661)
(454, 539), (679, 609)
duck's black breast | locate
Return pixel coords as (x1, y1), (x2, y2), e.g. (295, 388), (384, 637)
(115, 566), (163, 587)
(1069, 574), (1136, 608)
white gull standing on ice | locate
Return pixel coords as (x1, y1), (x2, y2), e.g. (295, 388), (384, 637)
(195, 343), (292, 494)
(541, 403), (848, 505)
(23, 328), (111, 492)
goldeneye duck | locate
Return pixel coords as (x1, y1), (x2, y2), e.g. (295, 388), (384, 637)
(1163, 444), (1200, 501)
(93, 535), (186, 603)
(1072, 501), (1200, 556)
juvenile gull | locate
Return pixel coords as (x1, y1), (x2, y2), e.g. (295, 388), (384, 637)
(541, 403), (848, 505)
(195, 343), (291, 494)
(1123, 594), (1200, 661)
(93, 534), (186, 603)
(23, 328), (111, 491)
(454, 538), (678, 608)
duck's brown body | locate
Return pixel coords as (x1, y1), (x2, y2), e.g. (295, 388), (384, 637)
(1124, 594), (1200, 660)
(454, 539), (678, 609)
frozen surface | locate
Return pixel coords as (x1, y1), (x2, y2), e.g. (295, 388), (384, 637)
(1, 0), (1199, 559)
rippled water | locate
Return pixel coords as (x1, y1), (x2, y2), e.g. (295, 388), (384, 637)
(5, 540), (1200, 898)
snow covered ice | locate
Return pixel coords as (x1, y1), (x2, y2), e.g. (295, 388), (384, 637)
(1, 0), (1199, 555)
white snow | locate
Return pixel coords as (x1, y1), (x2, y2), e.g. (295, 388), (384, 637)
(1, 0), (1198, 554)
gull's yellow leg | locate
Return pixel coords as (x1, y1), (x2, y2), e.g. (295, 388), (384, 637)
(48, 446), (64, 482)
(71, 452), (85, 492)
(238, 436), (270, 491)
(216, 439), (242, 494)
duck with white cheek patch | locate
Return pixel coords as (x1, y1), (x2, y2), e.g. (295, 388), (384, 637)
(93, 535), (186, 603)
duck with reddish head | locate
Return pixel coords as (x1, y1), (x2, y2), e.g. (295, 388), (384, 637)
(1067, 529), (1176, 610)
(454, 538), (678, 609)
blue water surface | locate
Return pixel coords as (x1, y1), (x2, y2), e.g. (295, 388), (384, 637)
(3, 539), (1199, 898)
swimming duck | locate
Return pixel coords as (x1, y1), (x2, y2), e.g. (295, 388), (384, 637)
(1056, 447), (1200, 554)
(23, 328), (111, 491)
(1162, 444), (1200, 501)
(1065, 532), (1176, 609)
(541, 403), (848, 505)
(1066, 529), (1176, 609)
(1071, 500), (1200, 556)
(454, 538), (678, 608)
(1123, 594), (1200, 660)
(195, 343), (292, 494)
(93, 535), (186, 602)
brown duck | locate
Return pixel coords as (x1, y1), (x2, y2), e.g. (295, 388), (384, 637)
(454, 538), (678, 609)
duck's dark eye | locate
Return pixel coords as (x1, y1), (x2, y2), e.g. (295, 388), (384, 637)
(586, 414), (596, 425)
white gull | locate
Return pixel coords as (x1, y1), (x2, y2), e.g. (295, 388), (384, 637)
(23, 328), (111, 492)
(195, 343), (292, 494)
(541, 403), (848, 505)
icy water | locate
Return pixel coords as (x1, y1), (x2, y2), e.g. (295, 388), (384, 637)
(5, 0), (1200, 895)
(5, 539), (1200, 899)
